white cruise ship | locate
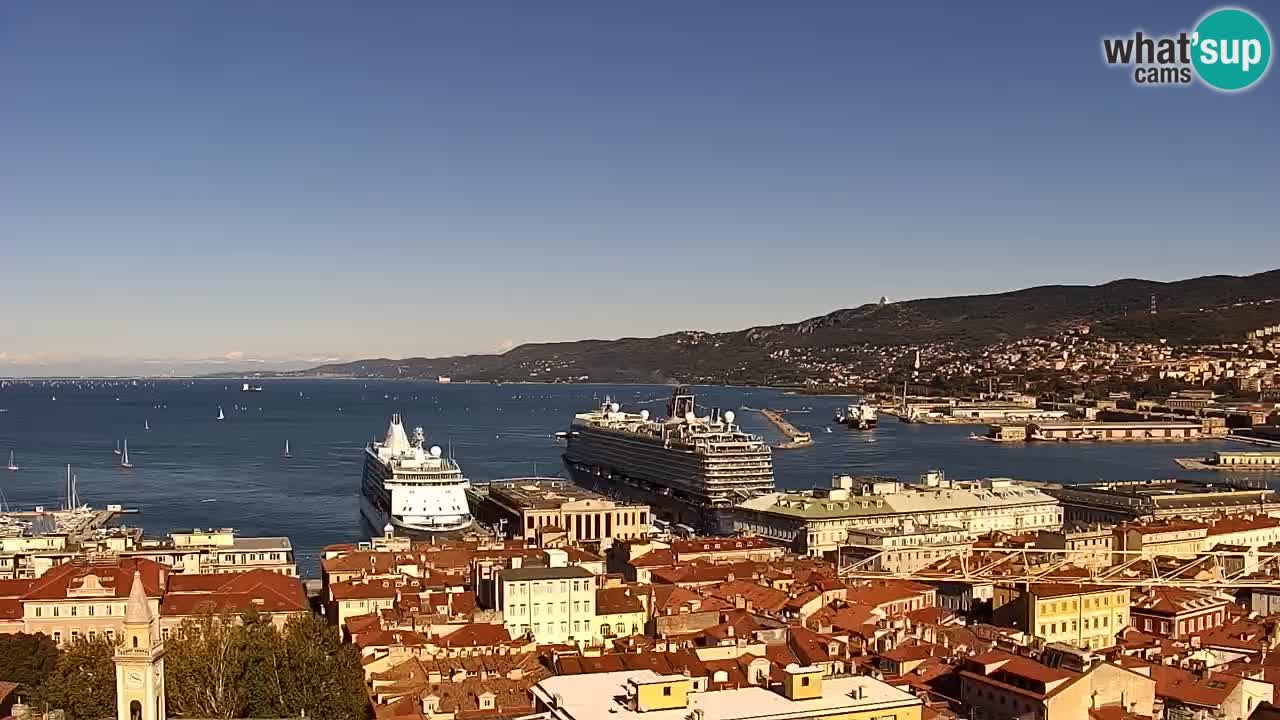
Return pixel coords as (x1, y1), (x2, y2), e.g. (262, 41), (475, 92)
(361, 414), (473, 534)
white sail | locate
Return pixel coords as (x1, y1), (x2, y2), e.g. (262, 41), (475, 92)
(217, 406), (225, 420)
(5, 451), (16, 472)
(121, 438), (132, 468)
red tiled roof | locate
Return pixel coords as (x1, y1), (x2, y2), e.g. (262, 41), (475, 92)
(21, 557), (165, 601)
(1150, 664), (1238, 708)
(436, 623), (511, 648)
(0, 579), (34, 598)
(161, 569), (307, 616)
(331, 578), (401, 601)
(596, 586), (645, 615)
(0, 598), (22, 621)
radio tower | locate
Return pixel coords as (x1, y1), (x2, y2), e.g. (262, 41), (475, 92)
(1150, 294), (1157, 315)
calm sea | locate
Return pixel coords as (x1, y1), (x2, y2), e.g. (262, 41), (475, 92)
(0, 379), (1270, 575)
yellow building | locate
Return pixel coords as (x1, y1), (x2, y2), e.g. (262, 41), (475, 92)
(993, 583), (1129, 650)
(532, 666), (922, 720)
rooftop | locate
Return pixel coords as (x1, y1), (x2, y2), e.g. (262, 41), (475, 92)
(498, 566), (594, 583)
(487, 478), (645, 511)
(534, 670), (919, 720)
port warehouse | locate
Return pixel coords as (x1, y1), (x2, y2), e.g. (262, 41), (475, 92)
(1040, 479), (1280, 526)
(987, 419), (1208, 441)
(1213, 451), (1280, 466)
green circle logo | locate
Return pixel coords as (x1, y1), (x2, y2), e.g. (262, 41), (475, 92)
(1192, 8), (1272, 91)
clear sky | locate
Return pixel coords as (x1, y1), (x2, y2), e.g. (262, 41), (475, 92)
(1, 1), (1276, 375)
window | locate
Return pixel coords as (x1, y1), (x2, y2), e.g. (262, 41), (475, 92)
(34, 607), (41, 618)
(801, 676), (811, 687)
(88, 605), (94, 616)
(70, 606), (77, 617)
(663, 687), (672, 697)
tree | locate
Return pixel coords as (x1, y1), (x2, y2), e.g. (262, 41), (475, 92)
(164, 609), (246, 719)
(34, 636), (116, 720)
(274, 613), (370, 720)
(164, 609), (369, 720)
(0, 632), (59, 690)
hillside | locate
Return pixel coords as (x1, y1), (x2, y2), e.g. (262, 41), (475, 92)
(298, 269), (1280, 384)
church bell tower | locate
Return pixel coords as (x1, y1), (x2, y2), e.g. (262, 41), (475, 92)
(114, 569), (166, 720)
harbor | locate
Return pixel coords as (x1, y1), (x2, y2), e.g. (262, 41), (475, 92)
(0, 378), (1270, 574)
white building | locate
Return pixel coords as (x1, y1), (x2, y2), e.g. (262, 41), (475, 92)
(495, 549), (596, 644)
(734, 472), (1061, 556)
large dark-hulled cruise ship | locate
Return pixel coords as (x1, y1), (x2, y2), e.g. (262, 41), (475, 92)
(562, 387), (775, 532)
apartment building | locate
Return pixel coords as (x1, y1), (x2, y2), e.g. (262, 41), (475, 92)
(959, 652), (1155, 720)
(993, 583), (1130, 650)
(496, 550), (596, 644)
(1129, 588), (1233, 639)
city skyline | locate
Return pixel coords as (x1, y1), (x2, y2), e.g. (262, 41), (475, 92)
(3, 1), (1276, 375)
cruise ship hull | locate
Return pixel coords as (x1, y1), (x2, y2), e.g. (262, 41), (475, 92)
(563, 457), (735, 534)
(360, 490), (473, 536)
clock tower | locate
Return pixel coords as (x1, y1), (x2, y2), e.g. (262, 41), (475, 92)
(114, 569), (166, 720)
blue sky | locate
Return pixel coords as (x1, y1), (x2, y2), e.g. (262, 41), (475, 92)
(1, 1), (1276, 375)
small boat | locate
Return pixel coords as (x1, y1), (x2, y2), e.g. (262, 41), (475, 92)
(217, 406), (225, 421)
(201, 498), (217, 503)
(5, 451), (17, 472)
(120, 439), (133, 469)
(144, 419), (150, 431)
(283, 440), (292, 459)
(114, 440), (122, 456)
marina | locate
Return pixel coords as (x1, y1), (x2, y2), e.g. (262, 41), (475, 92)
(0, 378), (1270, 574)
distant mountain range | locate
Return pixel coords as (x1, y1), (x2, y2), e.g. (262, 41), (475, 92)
(290, 269), (1280, 385)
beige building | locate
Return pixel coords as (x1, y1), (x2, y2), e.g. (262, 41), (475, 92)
(1035, 527), (1113, 568)
(993, 583), (1129, 650)
(122, 529), (297, 576)
(533, 667), (921, 720)
(845, 521), (973, 573)
(0, 528), (295, 581)
(474, 478), (650, 549)
(0, 557), (309, 646)
(735, 474), (1061, 556)
(495, 550), (597, 644)
(960, 652), (1155, 720)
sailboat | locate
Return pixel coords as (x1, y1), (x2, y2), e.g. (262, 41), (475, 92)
(144, 419), (150, 431)
(217, 406), (225, 421)
(114, 440), (122, 456)
(120, 439), (133, 469)
(283, 440), (292, 459)
(5, 451), (17, 472)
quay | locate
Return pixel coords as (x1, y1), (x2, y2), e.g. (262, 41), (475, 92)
(982, 419), (1210, 442)
(1175, 450), (1280, 471)
(759, 408), (812, 448)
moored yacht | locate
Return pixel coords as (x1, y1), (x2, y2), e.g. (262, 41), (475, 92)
(360, 414), (473, 534)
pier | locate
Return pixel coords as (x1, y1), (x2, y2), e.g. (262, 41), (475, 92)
(759, 409), (812, 448)
(1, 505), (137, 543)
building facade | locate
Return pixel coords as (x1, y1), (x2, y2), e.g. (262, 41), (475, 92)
(993, 584), (1129, 650)
(471, 478), (650, 549)
(495, 555), (597, 644)
(734, 474), (1061, 556)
